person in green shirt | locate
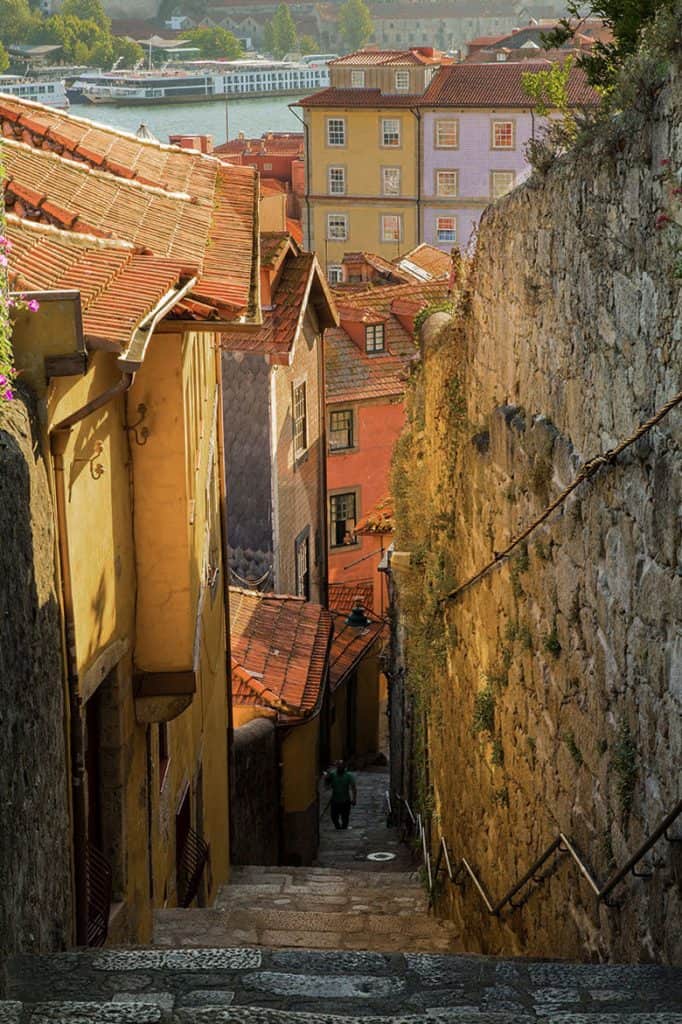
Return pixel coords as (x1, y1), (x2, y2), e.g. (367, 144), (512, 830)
(324, 760), (357, 830)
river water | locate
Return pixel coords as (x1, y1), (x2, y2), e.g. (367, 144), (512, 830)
(72, 94), (306, 145)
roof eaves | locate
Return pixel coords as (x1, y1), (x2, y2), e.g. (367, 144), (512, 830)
(118, 275), (198, 370)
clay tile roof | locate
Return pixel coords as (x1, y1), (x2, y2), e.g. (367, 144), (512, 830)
(229, 587), (333, 718)
(355, 495), (395, 535)
(260, 231), (292, 268)
(397, 243), (452, 281)
(326, 279), (448, 403)
(330, 48), (446, 67)
(298, 87), (420, 108)
(215, 133), (303, 157)
(329, 609), (386, 691)
(422, 61), (599, 107)
(328, 580), (375, 616)
(0, 96), (259, 320)
(286, 218), (303, 246)
(5, 214), (193, 350)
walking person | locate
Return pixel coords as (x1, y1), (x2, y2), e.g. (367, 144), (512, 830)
(324, 760), (357, 830)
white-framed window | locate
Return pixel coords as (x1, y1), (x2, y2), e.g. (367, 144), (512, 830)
(365, 323), (385, 353)
(394, 69), (410, 91)
(492, 120), (514, 149)
(327, 117), (346, 146)
(436, 216), (457, 242)
(350, 69), (365, 87)
(263, 161), (273, 170)
(328, 165), (346, 194)
(382, 166), (401, 195)
(436, 170), (458, 197)
(330, 491), (357, 548)
(327, 213), (348, 240)
(491, 170), (516, 198)
(381, 117), (401, 147)
(329, 409), (353, 450)
(293, 381), (307, 456)
(327, 264), (343, 284)
(381, 214), (402, 242)
(435, 119), (458, 148)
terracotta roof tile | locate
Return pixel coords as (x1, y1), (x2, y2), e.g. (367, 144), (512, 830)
(299, 87), (420, 109)
(397, 243), (452, 281)
(328, 580), (375, 615)
(422, 61), (600, 107)
(6, 214), (193, 349)
(330, 48), (448, 66)
(355, 495), (395, 535)
(329, 609), (386, 691)
(326, 279), (448, 403)
(229, 587), (333, 718)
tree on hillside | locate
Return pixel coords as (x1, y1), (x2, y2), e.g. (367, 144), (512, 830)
(543, 0), (676, 88)
(33, 13), (109, 64)
(298, 34), (318, 55)
(185, 26), (242, 59)
(0, 41), (9, 72)
(270, 3), (298, 58)
(60, 0), (109, 32)
(0, 0), (39, 45)
(111, 34), (144, 66)
(338, 0), (372, 53)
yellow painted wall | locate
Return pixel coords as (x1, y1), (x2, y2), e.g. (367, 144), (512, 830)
(305, 106), (420, 264)
(355, 650), (381, 755)
(281, 715), (320, 814)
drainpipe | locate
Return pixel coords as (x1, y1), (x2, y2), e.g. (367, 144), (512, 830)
(289, 104), (312, 250)
(411, 107), (423, 247)
(50, 369), (135, 946)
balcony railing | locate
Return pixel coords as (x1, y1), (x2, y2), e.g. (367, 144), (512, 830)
(177, 827), (209, 908)
(85, 842), (113, 947)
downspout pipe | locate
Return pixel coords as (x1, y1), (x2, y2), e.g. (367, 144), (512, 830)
(50, 369), (135, 946)
(411, 107), (422, 247)
(289, 103), (312, 251)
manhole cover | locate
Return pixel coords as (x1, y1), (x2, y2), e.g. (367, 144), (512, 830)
(367, 851), (396, 862)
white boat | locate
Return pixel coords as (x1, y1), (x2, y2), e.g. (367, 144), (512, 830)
(0, 75), (69, 109)
(76, 60), (329, 106)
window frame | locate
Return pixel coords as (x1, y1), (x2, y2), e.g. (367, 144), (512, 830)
(381, 213), (402, 243)
(491, 119), (515, 150)
(329, 490), (359, 549)
(294, 527), (310, 599)
(436, 215), (457, 243)
(326, 116), (346, 147)
(329, 408), (354, 451)
(381, 116), (401, 148)
(490, 169), (516, 199)
(394, 69), (410, 91)
(328, 164), (346, 195)
(327, 212), (348, 241)
(434, 118), (458, 149)
(365, 323), (385, 354)
(327, 263), (343, 285)
(435, 169), (458, 197)
(381, 165), (401, 196)
(350, 69), (365, 87)
(293, 379), (308, 458)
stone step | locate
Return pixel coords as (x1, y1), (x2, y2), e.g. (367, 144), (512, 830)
(4, 948), (682, 1022)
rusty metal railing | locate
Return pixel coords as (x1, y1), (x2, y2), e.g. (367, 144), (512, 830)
(177, 827), (209, 908)
(85, 842), (112, 947)
(394, 793), (682, 916)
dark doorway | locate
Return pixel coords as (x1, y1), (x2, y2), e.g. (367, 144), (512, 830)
(175, 785), (191, 903)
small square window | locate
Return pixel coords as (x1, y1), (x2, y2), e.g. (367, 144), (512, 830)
(328, 165), (346, 194)
(394, 69), (410, 91)
(263, 161), (273, 170)
(492, 120), (514, 149)
(330, 492), (357, 547)
(436, 170), (458, 197)
(436, 216), (456, 242)
(365, 323), (385, 353)
(350, 69), (365, 87)
(491, 170), (515, 198)
(293, 381), (307, 456)
(329, 409), (353, 450)
(327, 264), (343, 284)
(382, 118), (401, 147)
(381, 214), (402, 242)
(327, 117), (346, 146)
(327, 213), (348, 240)
(382, 166), (401, 195)
(435, 119), (458, 148)
(295, 529), (310, 599)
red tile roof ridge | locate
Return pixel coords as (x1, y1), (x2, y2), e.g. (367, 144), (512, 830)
(0, 91), (227, 164)
(229, 584), (307, 603)
(333, 279), (446, 307)
(2, 136), (202, 204)
(4, 210), (138, 252)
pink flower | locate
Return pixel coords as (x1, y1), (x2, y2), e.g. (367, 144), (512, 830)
(655, 213), (670, 229)
(0, 254), (7, 267)
(661, 158), (670, 166)
(0, 375), (6, 386)
(28, 299), (40, 312)
(3, 388), (14, 400)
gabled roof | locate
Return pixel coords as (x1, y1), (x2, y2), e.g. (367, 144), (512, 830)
(328, 580), (375, 616)
(229, 587), (333, 720)
(326, 279), (448, 403)
(342, 250), (413, 285)
(222, 250), (338, 363)
(0, 94), (259, 321)
(330, 47), (448, 67)
(5, 215), (193, 354)
(329, 609), (386, 692)
(422, 61), (599, 108)
(397, 244), (451, 282)
(298, 87), (420, 109)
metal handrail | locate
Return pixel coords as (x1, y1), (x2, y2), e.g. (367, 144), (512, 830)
(395, 793), (682, 916)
